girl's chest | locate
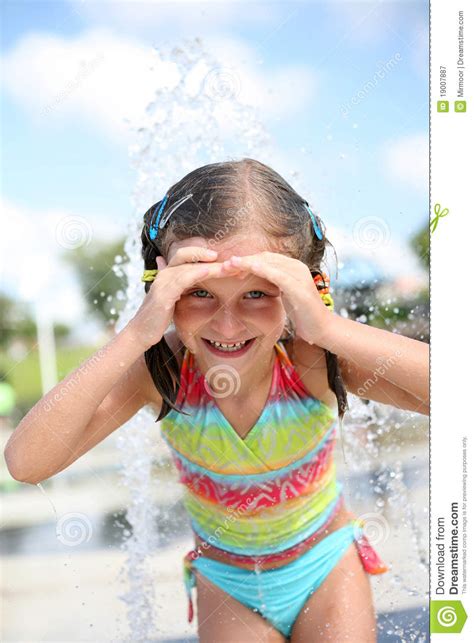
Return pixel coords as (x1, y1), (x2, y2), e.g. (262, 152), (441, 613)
(160, 387), (337, 476)
(244, 351), (337, 438)
(158, 335), (338, 474)
(212, 397), (265, 440)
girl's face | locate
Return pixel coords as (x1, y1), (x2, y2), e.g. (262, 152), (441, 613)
(170, 235), (286, 372)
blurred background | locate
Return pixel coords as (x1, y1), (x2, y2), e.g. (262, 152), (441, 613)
(1, 1), (429, 641)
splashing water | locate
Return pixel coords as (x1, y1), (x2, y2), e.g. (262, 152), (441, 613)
(109, 38), (428, 641)
(336, 395), (429, 641)
(113, 37), (275, 641)
(36, 481), (59, 523)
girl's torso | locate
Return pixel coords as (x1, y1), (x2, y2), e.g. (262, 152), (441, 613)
(150, 333), (356, 569)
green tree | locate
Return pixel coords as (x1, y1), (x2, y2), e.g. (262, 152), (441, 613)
(0, 293), (71, 349)
(410, 223), (429, 270)
(0, 293), (40, 347)
(61, 239), (128, 325)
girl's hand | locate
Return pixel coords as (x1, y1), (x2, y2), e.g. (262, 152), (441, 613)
(129, 246), (226, 351)
(222, 251), (334, 345)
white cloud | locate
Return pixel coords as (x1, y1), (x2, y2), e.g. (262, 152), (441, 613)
(68, 0), (275, 31)
(1, 29), (161, 141)
(0, 197), (125, 325)
(383, 133), (428, 192)
(197, 34), (318, 118)
(327, 222), (426, 285)
(1, 28), (318, 143)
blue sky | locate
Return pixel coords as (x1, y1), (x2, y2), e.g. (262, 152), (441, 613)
(1, 0), (429, 324)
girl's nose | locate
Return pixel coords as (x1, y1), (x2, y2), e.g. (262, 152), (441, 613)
(208, 305), (248, 339)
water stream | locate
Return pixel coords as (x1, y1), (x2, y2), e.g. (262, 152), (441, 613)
(105, 37), (429, 642)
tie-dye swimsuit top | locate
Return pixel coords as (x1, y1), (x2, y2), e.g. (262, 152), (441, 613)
(161, 340), (342, 554)
(159, 340), (388, 576)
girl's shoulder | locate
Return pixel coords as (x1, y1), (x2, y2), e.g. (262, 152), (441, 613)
(284, 336), (337, 411)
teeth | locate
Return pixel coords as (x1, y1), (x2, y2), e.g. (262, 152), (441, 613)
(207, 339), (249, 351)
(209, 340), (246, 347)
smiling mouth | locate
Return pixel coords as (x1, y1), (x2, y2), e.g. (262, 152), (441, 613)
(202, 337), (256, 354)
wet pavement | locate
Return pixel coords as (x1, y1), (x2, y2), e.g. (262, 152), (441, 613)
(1, 435), (429, 641)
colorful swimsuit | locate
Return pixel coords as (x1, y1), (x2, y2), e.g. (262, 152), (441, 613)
(159, 340), (389, 638)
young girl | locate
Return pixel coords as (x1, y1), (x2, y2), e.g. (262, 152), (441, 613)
(5, 158), (429, 642)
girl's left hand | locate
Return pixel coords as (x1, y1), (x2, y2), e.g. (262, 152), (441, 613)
(222, 251), (334, 344)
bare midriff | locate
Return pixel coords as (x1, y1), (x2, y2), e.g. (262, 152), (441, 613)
(192, 497), (357, 571)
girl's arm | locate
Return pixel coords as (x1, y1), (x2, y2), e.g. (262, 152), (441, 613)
(290, 336), (429, 416)
(3, 323), (158, 485)
(338, 355), (429, 415)
(318, 314), (429, 405)
(4, 246), (228, 485)
(221, 251), (429, 410)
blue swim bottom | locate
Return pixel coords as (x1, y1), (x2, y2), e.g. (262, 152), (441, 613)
(184, 521), (364, 638)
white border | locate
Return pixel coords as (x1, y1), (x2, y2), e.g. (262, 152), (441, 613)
(431, 0), (473, 638)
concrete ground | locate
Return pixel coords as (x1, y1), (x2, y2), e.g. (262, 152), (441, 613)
(1, 428), (428, 641)
(2, 537), (428, 642)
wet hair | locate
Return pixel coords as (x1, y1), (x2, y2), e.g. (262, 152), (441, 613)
(140, 158), (348, 422)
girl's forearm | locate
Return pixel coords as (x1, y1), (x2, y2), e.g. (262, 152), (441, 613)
(4, 322), (145, 482)
(317, 313), (429, 403)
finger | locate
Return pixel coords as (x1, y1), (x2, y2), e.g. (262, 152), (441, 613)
(229, 255), (258, 269)
(156, 255), (167, 270)
(230, 256), (291, 291)
(172, 261), (243, 292)
(172, 263), (213, 291)
(221, 259), (249, 277)
(172, 260), (224, 283)
(221, 259), (251, 280)
(168, 237), (209, 257)
(169, 261), (258, 292)
(167, 245), (218, 267)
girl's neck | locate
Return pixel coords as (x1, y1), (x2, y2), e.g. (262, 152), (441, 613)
(197, 343), (276, 403)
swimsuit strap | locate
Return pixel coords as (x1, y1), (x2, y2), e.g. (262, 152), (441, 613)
(178, 338), (316, 396)
(176, 341), (286, 408)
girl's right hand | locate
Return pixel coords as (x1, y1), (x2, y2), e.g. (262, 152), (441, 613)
(128, 246), (224, 351)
